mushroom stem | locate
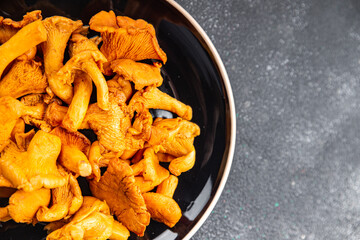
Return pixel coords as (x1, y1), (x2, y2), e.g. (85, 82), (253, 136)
(82, 61), (109, 110)
(109, 220), (130, 240)
(62, 71), (93, 132)
(59, 145), (92, 177)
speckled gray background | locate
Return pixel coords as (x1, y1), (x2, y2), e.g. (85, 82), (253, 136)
(174, 0), (360, 239)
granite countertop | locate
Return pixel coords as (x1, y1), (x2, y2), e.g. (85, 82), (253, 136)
(175, 0), (360, 239)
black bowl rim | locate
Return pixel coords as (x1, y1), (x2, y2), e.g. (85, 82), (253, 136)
(163, 1), (236, 239)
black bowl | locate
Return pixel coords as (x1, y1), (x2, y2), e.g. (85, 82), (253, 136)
(0, 0), (236, 239)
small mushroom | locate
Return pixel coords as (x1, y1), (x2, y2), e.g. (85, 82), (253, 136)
(131, 147), (168, 182)
(107, 74), (133, 102)
(168, 146), (196, 176)
(156, 175), (178, 198)
(111, 59), (163, 90)
(142, 192), (181, 228)
(50, 127), (92, 177)
(129, 86), (193, 121)
(152, 118), (200, 157)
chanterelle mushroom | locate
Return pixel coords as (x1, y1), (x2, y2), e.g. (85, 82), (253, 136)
(90, 158), (150, 236)
(0, 188), (51, 224)
(81, 97), (131, 153)
(132, 148), (170, 193)
(0, 19), (47, 78)
(0, 59), (47, 98)
(0, 130), (67, 192)
(56, 33), (109, 110)
(0, 10), (42, 44)
(129, 86), (193, 120)
(142, 192), (182, 228)
(45, 196), (130, 240)
(151, 117), (200, 157)
(37, 171), (83, 222)
(62, 71), (93, 132)
(42, 16), (83, 104)
(111, 59), (163, 90)
(89, 11), (167, 74)
(50, 127), (92, 177)
(0, 96), (47, 152)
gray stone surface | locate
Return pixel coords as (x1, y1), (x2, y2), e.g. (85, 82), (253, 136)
(174, 0), (360, 239)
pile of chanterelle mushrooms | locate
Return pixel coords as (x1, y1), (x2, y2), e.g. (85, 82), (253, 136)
(0, 10), (200, 239)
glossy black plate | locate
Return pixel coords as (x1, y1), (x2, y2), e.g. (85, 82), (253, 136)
(0, 0), (235, 239)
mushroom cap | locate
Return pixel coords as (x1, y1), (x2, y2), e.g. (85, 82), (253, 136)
(89, 11), (167, 65)
(110, 59), (163, 90)
(50, 127), (90, 154)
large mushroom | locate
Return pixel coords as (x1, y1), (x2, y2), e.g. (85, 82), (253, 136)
(89, 11), (167, 74)
(37, 171), (83, 222)
(0, 59), (47, 98)
(45, 196), (130, 240)
(50, 127), (92, 177)
(55, 33), (109, 110)
(0, 188), (51, 223)
(90, 158), (150, 237)
(42, 16), (83, 104)
(0, 19), (47, 78)
(0, 130), (67, 192)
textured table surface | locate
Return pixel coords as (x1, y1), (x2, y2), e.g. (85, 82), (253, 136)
(174, 0), (360, 239)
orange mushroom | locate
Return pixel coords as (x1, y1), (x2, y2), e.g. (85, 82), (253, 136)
(90, 158), (150, 237)
(142, 192), (182, 228)
(0, 130), (67, 192)
(0, 96), (47, 152)
(45, 196), (130, 240)
(0, 10), (42, 44)
(0, 19), (47, 78)
(42, 16), (83, 104)
(156, 175), (178, 198)
(89, 11), (167, 74)
(0, 188), (51, 223)
(57, 33), (109, 110)
(0, 59), (47, 98)
(50, 127), (92, 177)
(37, 172), (83, 222)
(111, 59), (163, 90)
(62, 71), (93, 132)
(129, 86), (192, 120)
